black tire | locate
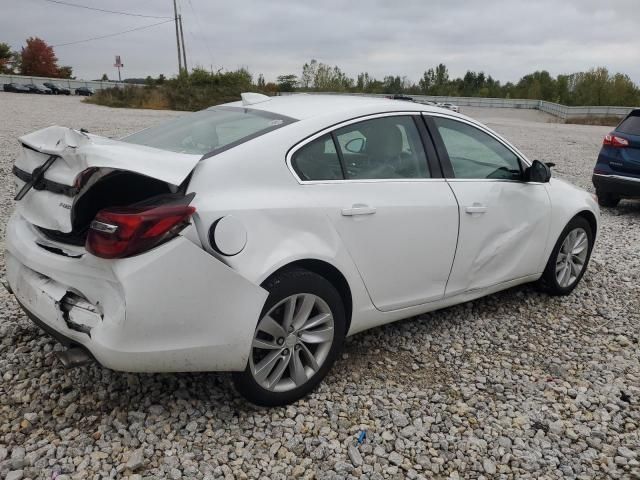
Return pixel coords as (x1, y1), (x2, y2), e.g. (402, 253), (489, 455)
(596, 191), (620, 208)
(539, 216), (594, 296)
(232, 268), (346, 406)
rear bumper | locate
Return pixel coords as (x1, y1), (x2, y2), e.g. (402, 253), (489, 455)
(592, 173), (640, 198)
(5, 213), (268, 372)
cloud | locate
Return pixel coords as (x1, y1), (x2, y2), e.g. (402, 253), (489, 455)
(3, 0), (639, 83)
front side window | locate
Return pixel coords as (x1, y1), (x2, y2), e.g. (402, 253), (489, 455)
(334, 116), (430, 179)
(124, 106), (293, 156)
(433, 117), (521, 180)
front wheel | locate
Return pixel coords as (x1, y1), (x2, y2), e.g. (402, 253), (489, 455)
(233, 268), (346, 406)
(539, 216), (594, 295)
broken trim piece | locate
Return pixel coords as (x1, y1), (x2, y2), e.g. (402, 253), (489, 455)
(13, 165), (80, 197)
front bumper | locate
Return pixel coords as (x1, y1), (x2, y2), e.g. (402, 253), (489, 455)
(593, 173), (640, 198)
(5, 213), (268, 372)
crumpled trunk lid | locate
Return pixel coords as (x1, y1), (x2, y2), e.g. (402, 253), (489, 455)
(13, 126), (201, 233)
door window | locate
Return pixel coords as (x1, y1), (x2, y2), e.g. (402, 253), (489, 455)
(334, 116), (430, 179)
(433, 117), (522, 180)
(291, 134), (343, 181)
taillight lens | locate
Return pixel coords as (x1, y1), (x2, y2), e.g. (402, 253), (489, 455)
(603, 134), (629, 147)
(86, 204), (196, 259)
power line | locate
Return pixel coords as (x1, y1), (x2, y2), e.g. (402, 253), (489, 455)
(53, 19), (174, 47)
(42, 0), (171, 19)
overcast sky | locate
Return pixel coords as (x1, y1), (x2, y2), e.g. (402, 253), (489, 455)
(3, 0), (640, 84)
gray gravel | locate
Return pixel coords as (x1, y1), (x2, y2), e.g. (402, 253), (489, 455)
(0, 93), (639, 479)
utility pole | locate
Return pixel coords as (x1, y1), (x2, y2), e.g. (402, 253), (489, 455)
(178, 14), (188, 73)
(173, 0), (182, 74)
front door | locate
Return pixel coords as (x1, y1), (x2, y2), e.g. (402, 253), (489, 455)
(426, 114), (552, 296)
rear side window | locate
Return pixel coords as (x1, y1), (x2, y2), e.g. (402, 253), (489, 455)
(123, 106), (294, 156)
(617, 112), (640, 135)
(291, 134), (344, 181)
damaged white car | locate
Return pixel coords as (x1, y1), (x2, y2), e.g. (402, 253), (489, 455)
(4, 93), (599, 406)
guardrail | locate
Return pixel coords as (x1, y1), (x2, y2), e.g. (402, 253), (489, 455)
(0, 73), (131, 92)
(283, 92), (636, 120)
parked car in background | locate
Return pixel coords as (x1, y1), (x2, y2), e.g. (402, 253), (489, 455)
(75, 86), (94, 96)
(592, 108), (640, 206)
(25, 84), (52, 94)
(44, 82), (71, 95)
(438, 102), (460, 113)
(4, 93), (598, 406)
(3, 83), (31, 94)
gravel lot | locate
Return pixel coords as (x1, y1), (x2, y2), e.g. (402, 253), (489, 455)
(0, 93), (638, 480)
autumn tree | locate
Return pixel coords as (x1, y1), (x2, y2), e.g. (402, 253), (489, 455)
(21, 37), (60, 77)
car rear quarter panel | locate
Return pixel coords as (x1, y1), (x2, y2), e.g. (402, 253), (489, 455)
(186, 121), (377, 335)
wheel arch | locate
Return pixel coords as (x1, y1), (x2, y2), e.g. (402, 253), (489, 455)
(261, 259), (353, 333)
(574, 209), (598, 239)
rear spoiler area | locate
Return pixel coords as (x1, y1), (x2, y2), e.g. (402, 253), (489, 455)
(13, 126), (201, 233)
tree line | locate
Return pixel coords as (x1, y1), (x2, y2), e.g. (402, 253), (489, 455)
(275, 60), (640, 107)
(4, 34), (638, 108)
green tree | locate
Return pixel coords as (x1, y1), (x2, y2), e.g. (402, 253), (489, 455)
(277, 74), (297, 92)
(0, 42), (12, 73)
(57, 65), (73, 79)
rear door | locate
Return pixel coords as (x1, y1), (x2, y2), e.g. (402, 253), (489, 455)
(289, 113), (459, 312)
(425, 114), (551, 296)
(613, 111), (640, 175)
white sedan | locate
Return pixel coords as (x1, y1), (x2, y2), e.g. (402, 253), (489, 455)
(4, 93), (598, 406)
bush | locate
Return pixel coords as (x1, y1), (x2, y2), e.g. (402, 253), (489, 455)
(86, 68), (255, 111)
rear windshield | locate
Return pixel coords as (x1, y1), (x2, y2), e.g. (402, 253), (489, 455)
(123, 106), (295, 156)
(617, 112), (640, 135)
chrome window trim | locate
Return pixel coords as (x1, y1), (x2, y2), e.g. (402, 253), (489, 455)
(286, 111), (443, 184)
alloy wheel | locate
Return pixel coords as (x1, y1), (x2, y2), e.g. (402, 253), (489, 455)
(555, 227), (589, 288)
(250, 293), (335, 392)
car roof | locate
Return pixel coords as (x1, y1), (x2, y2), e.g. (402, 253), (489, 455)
(221, 94), (459, 121)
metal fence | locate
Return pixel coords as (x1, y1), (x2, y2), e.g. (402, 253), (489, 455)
(284, 92), (636, 120)
(0, 73), (130, 92)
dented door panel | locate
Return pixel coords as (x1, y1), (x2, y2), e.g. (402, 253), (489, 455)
(444, 180), (551, 296)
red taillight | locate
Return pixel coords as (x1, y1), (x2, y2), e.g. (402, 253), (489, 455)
(603, 134), (629, 147)
(86, 204), (196, 259)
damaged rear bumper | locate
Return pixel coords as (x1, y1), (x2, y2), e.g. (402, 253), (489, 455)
(5, 213), (268, 372)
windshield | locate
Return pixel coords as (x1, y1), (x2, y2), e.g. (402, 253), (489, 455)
(123, 106), (295, 156)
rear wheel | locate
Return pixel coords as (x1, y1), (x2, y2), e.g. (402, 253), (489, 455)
(596, 191), (620, 207)
(540, 216), (594, 295)
(233, 268), (346, 406)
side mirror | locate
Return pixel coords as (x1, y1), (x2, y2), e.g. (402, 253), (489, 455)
(525, 160), (551, 183)
(344, 137), (365, 154)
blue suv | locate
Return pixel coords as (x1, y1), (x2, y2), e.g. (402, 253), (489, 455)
(592, 109), (640, 206)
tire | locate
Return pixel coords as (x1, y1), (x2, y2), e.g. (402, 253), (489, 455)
(539, 216), (594, 296)
(596, 191), (620, 208)
(232, 268), (346, 406)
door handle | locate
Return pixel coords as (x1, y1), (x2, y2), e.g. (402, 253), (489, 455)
(465, 203), (488, 214)
(341, 204), (377, 216)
